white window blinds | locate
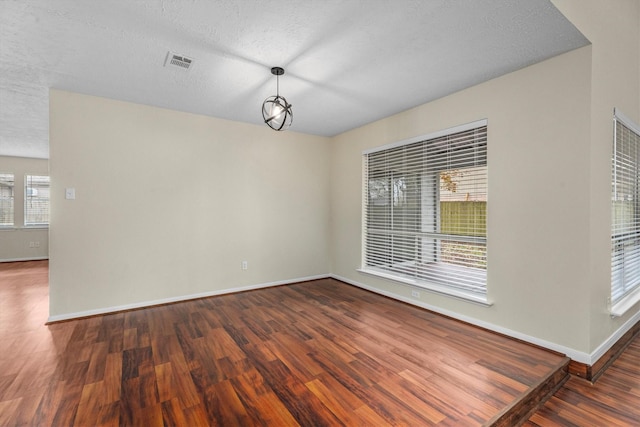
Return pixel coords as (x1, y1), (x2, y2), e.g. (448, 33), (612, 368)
(612, 111), (640, 307)
(0, 173), (14, 226)
(25, 175), (50, 226)
(363, 121), (488, 299)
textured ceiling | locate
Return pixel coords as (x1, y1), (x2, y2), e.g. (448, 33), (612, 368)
(0, 0), (589, 159)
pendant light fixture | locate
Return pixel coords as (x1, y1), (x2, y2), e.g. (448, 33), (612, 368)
(262, 67), (293, 131)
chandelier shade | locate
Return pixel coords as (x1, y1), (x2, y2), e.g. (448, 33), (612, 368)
(262, 67), (292, 131)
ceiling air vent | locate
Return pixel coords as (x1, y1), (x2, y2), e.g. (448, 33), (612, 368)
(164, 52), (193, 71)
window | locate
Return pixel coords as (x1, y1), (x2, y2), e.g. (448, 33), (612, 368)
(362, 120), (488, 302)
(611, 110), (640, 314)
(0, 173), (14, 226)
(25, 175), (50, 226)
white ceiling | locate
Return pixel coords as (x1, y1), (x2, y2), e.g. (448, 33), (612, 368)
(0, 0), (588, 159)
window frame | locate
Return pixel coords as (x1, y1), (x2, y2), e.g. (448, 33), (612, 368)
(360, 119), (490, 305)
(611, 109), (640, 316)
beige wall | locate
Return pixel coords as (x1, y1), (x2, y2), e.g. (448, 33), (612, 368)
(552, 0), (640, 356)
(49, 90), (330, 319)
(330, 0), (640, 362)
(0, 156), (49, 261)
(330, 46), (594, 358)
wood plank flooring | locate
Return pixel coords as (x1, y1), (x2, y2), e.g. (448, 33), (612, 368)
(1, 261), (568, 426)
(525, 332), (640, 426)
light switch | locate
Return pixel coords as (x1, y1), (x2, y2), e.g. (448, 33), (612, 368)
(65, 188), (76, 200)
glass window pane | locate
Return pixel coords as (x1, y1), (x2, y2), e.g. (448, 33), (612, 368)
(0, 173), (14, 226)
(363, 124), (487, 296)
(25, 175), (50, 226)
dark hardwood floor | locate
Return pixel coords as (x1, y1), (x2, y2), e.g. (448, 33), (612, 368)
(525, 332), (640, 426)
(1, 260), (628, 426)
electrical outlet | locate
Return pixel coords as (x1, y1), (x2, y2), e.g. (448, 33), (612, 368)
(411, 290), (420, 298)
(35, 241), (40, 248)
(29, 242), (35, 248)
(241, 261), (248, 270)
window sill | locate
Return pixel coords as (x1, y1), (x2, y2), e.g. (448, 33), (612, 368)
(610, 287), (640, 317)
(358, 267), (492, 306)
(0, 226), (49, 231)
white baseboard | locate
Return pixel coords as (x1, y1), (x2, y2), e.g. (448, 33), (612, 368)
(1, 256), (48, 263)
(47, 273), (330, 323)
(590, 309), (640, 364)
(331, 274), (593, 364)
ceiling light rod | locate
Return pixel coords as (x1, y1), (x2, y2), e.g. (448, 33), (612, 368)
(272, 66), (284, 95)
(262, 66), (293, 131)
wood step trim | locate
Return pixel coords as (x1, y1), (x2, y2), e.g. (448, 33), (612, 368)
(487, 357), (570, 427)
(568, 319), (640, 382)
